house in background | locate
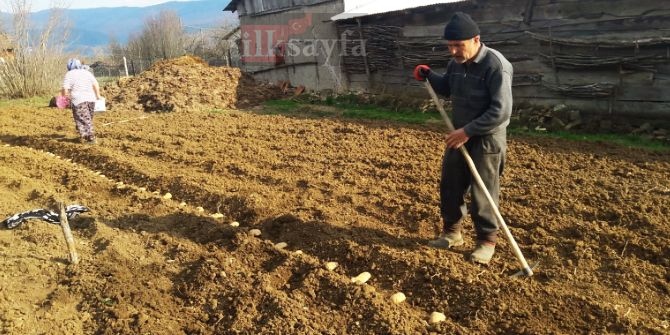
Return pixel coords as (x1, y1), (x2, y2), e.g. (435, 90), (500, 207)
(225, 0), (670, 123)
(0, 34), (15, 61)
(224, 0), (348, 93)
(330, 0), (670, 122)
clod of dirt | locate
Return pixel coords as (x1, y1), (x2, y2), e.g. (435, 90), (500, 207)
(390, 293), (406, 304)
(429, 312), (446, 324)
(351, 272), (371, 284)
(102, 55), (282, 113)
(196, 207), (204, 212)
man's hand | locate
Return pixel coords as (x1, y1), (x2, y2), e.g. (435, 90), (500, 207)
(445, 128), (469, 149)
(414, 65), (431, 81)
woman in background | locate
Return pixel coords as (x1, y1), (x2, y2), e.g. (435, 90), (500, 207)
(61, 58), (103, 144)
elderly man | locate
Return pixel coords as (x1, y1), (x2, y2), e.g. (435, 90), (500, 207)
(414, 12), (513, 264)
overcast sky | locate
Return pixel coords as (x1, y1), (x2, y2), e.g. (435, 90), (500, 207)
(12, 0), (202, 12)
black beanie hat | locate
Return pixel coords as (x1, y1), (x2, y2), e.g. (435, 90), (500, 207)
(443, 12), (480, 40)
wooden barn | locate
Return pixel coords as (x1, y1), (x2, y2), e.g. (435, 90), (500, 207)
(331, 0), (670, 121)
(224, 0), (349, 93)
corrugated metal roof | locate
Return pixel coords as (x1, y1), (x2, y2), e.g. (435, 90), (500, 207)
(331, 0), (467, 21)
(224, 0), (241, 12)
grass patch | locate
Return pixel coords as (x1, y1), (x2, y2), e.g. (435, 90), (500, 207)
(340, 107), (439, 124)
(263, 100), (301, 112)
(262, 98), (441, 124)
(97, 76), (121, 87)
(0, 96), (51, 108)
(509, 127), (669, 150)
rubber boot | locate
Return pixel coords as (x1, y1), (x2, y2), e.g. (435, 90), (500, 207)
(428, 232), (464, 249)
(470, 241), (495, 264)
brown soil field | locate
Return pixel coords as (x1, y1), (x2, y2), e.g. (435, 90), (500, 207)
(0, 101), (669, 335)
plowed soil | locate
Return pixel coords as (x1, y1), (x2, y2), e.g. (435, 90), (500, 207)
(0, 103), (669, 335)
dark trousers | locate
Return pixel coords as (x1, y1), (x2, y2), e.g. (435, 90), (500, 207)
(440, 133), (506, 244)
(72, 101), (96, 138)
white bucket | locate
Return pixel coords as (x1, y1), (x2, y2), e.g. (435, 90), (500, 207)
(94, 98), (106, 114)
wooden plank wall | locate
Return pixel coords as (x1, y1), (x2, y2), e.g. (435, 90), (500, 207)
(338, 0), (670, 120)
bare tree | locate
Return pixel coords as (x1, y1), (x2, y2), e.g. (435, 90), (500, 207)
(0, 0), (72, 98)
(137, 8), (184, 60)
(107, 32), (124, 63)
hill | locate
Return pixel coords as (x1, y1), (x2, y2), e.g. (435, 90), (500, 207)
(1, 0), (239, 55)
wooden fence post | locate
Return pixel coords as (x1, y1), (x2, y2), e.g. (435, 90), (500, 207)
(58, 201), (79, 265)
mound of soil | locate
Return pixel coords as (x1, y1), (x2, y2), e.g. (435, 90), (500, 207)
(0, 102), (669, 334)
(102, 55), (282, 113)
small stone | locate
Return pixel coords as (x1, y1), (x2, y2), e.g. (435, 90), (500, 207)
(275, 242), (287, 250)
(139, 187), (146, 191)
(390, 292), (406, 303)
(249, 229), (261, 236)
(163, 193), (172, 200)
(631, 122), (652, 134)
(100, 174), (105, 178)
(179, 202), (186, 207)
(295, 250), (303, 254)
(553, 104), (568, 113)
(196, 207), (204, 212)
(552, 118), (566, 127)
(211, 213), (224, 219)
(564, 119), (582, 130)
(569, 110), (582, 121)
(230, 221), (239, 227)
(326, 262), (338, 271)
(152, 191), (160, 195)
(429, 312), (446, 324)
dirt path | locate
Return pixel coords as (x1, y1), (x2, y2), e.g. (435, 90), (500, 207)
(0, 104), (668, 334)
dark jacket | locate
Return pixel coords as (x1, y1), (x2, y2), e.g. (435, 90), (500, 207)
(427, 43), (513, 137)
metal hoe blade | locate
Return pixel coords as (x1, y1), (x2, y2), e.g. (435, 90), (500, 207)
(510, 262), (539, 278)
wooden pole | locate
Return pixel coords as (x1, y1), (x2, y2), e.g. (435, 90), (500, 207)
(58, 201), (79, 265)
(356, 19), (371, 78)
(123, 57), (129, 77)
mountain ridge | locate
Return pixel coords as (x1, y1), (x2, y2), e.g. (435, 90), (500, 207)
(1, 0), (239, 55)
